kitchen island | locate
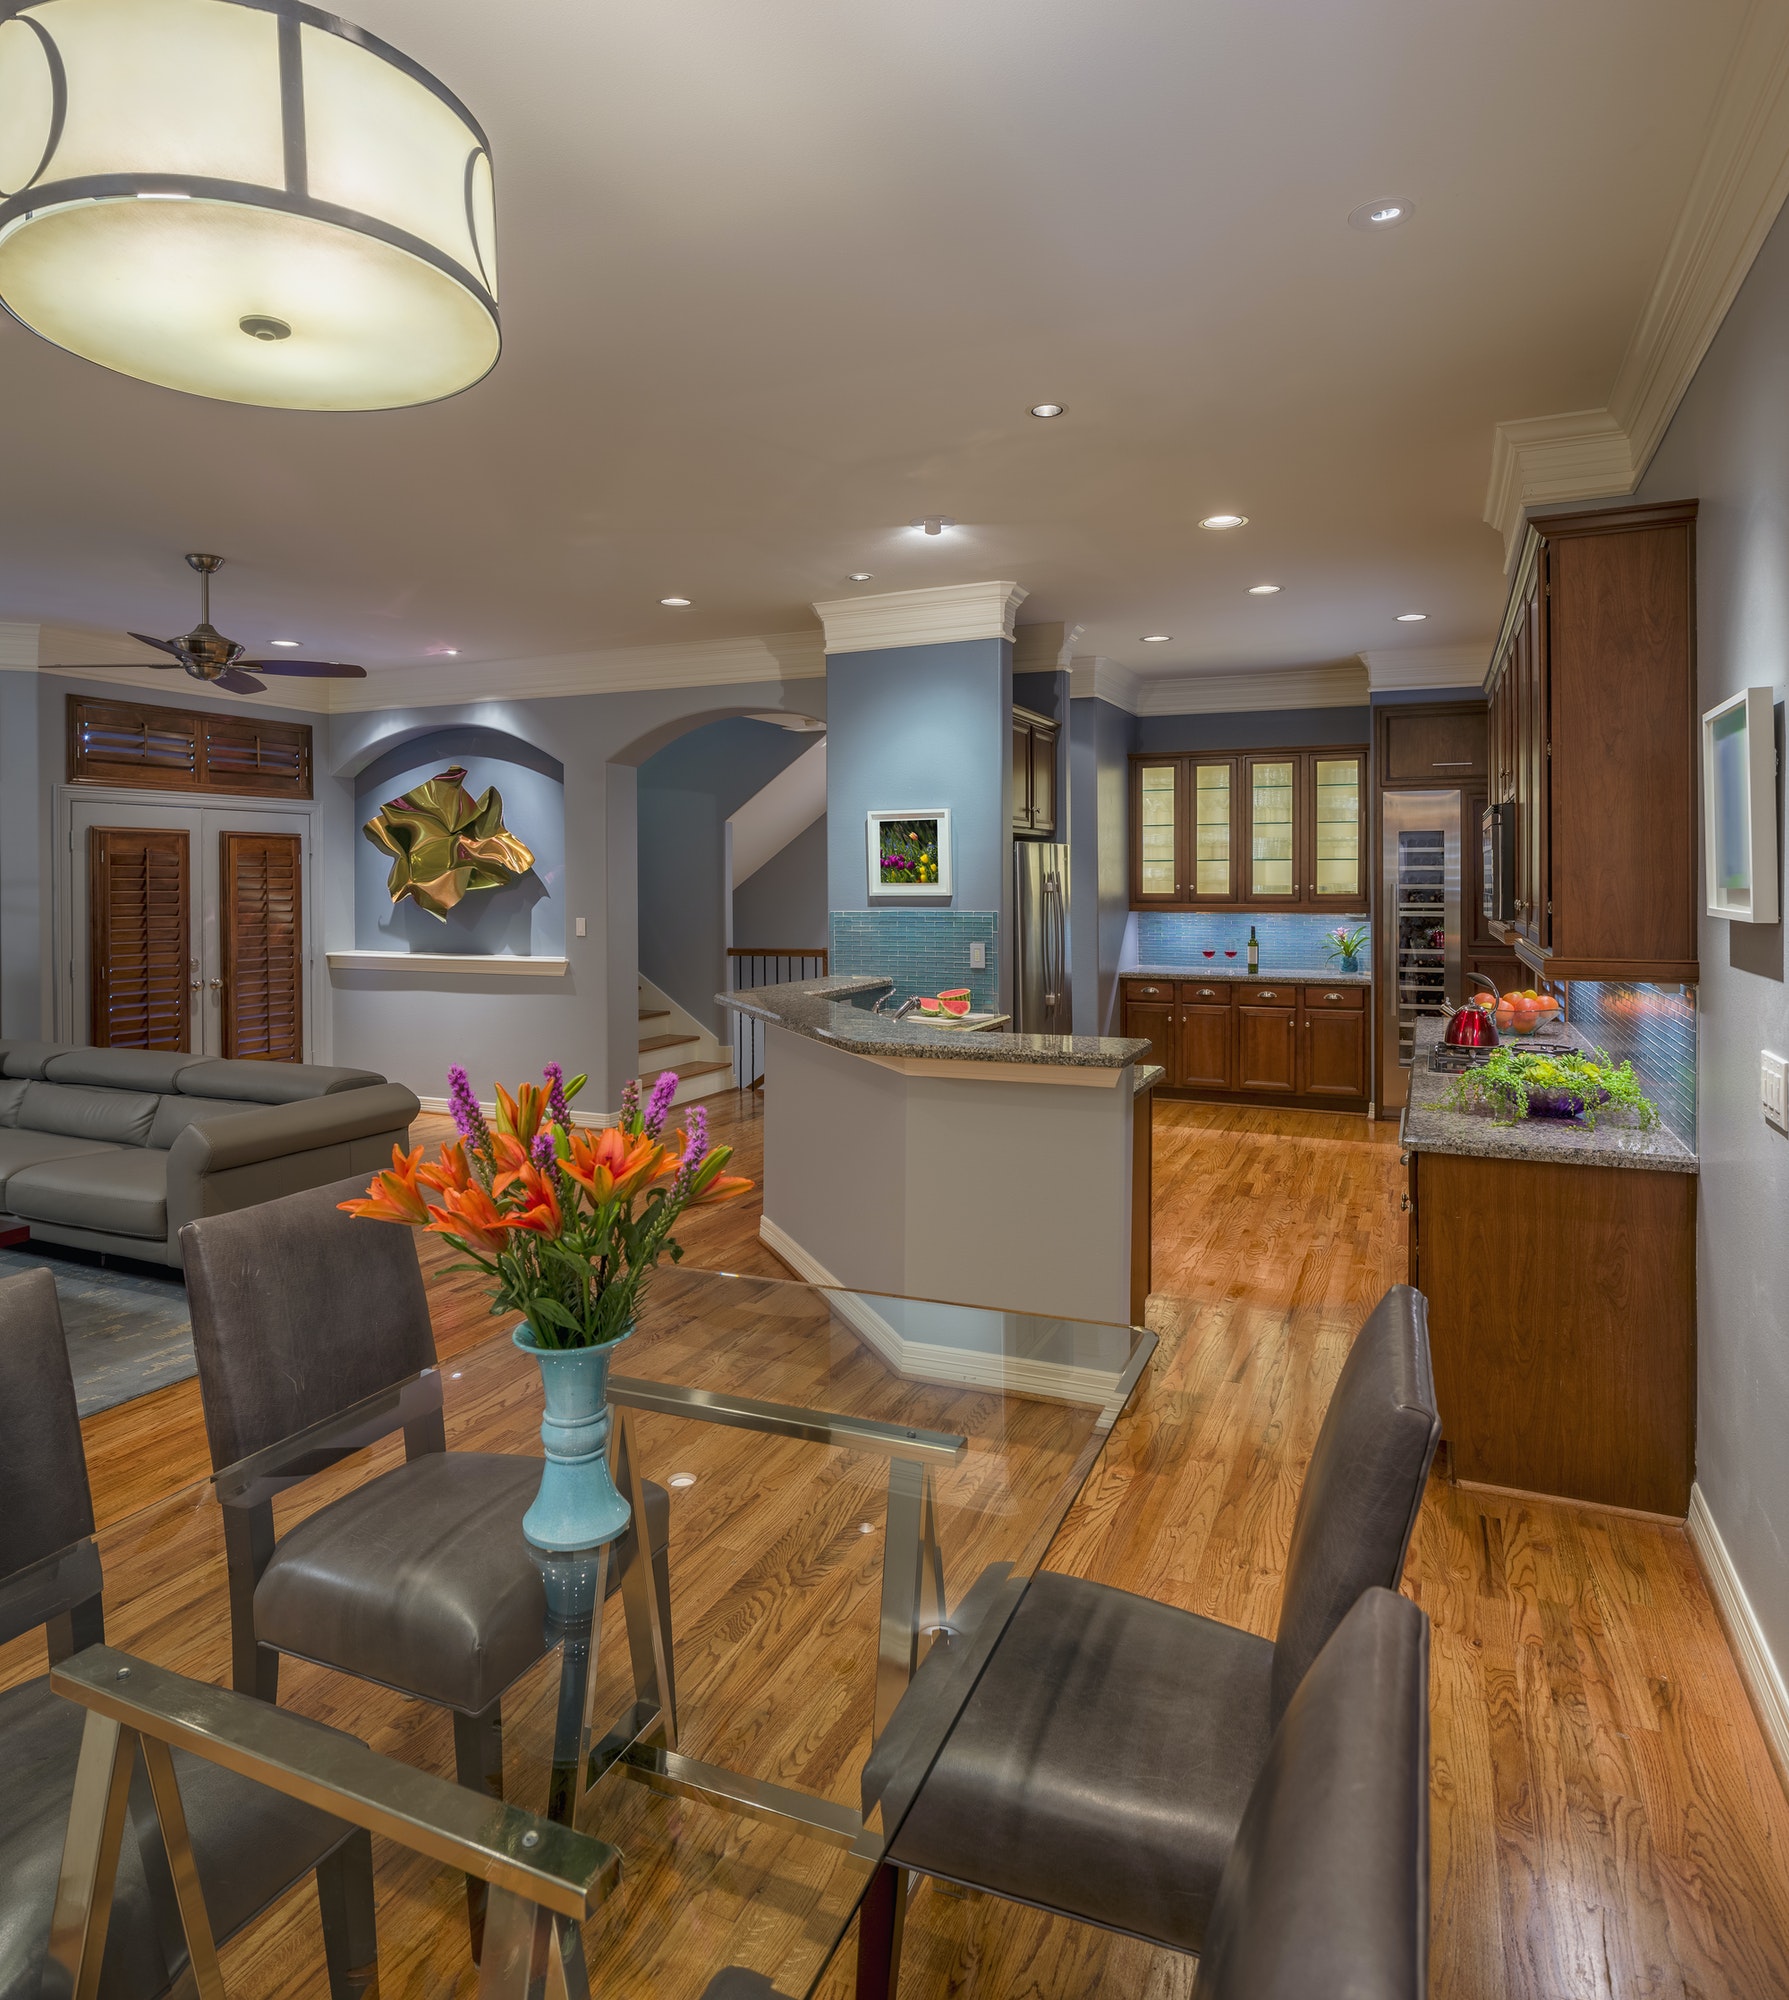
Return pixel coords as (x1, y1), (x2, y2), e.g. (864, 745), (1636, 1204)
(1402, 1019), (1697, 1515)
(720, 974), (1152, 1324)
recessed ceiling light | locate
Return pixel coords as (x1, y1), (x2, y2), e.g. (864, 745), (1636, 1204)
(848, 572), (873, 582)
(1141, 633), (1172, 643)
(910, 517), (957, 536)
(442, 648), (459, 656)
(270, 638), (300, 646)
(1029, 403), (1065, 419)
(660, 596), (692, 607)
(1199, 514), (1247, 530)
(1349, 198), (1413, 231)
(667, 1472), (697, 1490)
(1396, 612), (1427, 622)
(1248, 584), (1281, 596)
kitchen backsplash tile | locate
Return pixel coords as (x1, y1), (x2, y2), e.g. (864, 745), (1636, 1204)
(829, 910), (1000, 1010)
(1565, 981), (1698, 1149)
(1133, 910), (1372, 969)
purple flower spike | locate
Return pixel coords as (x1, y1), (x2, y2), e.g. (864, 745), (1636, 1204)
(620, 1078), (640, 1129)
(530, 1129), (557, 1172)
(682, 1103), (709, 1174)
(543, 1061), (571, 1128)
(643, 1070), (678, 1138)
(447, 1065), (491, 1154)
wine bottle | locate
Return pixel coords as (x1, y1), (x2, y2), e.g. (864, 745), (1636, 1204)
(1247, 925), (1258, 973)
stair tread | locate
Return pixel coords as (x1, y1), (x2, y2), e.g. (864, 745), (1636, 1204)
(641, 1060), (733, 1084)
(638, 1008), (670, 1020)
(639, 1032), (698, 1053)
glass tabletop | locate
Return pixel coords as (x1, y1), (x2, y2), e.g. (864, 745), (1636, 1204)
(4, 1265), (1152, 2000)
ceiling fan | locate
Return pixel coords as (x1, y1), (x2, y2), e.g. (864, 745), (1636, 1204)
(129, 554), (368, 695)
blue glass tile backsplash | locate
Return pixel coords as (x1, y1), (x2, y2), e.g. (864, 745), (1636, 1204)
(1134, 911), (1372, 969)
(1565, 981), (1698, 1148)
(829, 910), (1000, 1010)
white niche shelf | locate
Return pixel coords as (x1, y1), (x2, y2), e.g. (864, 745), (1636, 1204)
(326, 951), (569, 977)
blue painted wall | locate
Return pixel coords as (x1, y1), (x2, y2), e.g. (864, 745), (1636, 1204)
(1134, 706), (1370, 753)
(825, 636), (1013, 1007)
(638, 717), (817, 1030)
(354, 726), (564, 956)
(1069, 696), (1134, 1035)
(733, 816), (828, 951)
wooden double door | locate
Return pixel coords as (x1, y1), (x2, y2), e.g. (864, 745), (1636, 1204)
(72, 800), (312, 1059)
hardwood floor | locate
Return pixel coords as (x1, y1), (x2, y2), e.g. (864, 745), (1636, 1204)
(50, 1091), (1789, 1996)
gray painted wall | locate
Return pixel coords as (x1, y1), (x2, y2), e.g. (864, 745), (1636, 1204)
(733, 815), (827, 951)
(636, 717), (814, 1032)
(1134, 705), (1370, 753)
(1628, 194), (1789, 1675)
(824, 637), (1014, 1009)
(1069, 695), (1134, 1036)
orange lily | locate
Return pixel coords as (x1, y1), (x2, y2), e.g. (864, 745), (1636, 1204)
(502, 1163), (564, 1237)
(416, 1139), (476, 1196)
(338, 1144), (430, 1226)
(423, 1183), (509, 1258)
(493, 1080), (547, 1143)
(487, 1129), (534, 1193)
(561, 1125), (673, 1204)
(686, 1170), (753, 1208)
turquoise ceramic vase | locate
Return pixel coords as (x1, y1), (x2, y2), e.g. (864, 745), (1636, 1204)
(513, 1325), (633, 1553)
(1340, 952), (1361, 974)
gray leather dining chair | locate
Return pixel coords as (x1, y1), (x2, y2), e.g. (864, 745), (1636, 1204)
(179, 1177), (673, 1953)
(1194, 1585), (1430, 1998)
(0, 1266), (375, 2000)
(859, 1283), (1439, 1992)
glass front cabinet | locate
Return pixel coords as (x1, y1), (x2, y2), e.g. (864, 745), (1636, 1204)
(1130, 748), (1367, 911)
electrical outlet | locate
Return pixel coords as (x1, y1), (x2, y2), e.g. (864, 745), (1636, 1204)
(1763, 1050), (1787, 1128)
(575, 917), (587, 938)
(969, 941), (986, 970)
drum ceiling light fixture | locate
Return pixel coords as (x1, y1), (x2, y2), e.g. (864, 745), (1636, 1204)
(0, 0), (499, 409)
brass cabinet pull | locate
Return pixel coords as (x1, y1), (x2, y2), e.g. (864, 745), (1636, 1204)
(1324, 991), (1342, 1001)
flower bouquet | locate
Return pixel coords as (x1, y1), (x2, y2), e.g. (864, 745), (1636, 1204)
(342, 1063), (750, 1550)
(1324, 922), (1369, 972)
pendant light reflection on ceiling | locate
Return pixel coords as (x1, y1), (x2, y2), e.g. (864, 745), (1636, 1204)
(0, 0), (499, 410)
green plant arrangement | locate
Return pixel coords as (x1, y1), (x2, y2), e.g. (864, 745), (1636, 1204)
(1441, 1045), (1659, 1129)
(1324, 922), (1369, 967)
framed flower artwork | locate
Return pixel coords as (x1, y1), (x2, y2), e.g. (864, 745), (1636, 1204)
(866, 808), (952, 899)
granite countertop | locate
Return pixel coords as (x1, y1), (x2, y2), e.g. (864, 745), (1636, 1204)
(1124, 963), (1373, 987)
(1402, 1019), (1697, 1175)
(718, 974), (1152, 1070)
(1134, 1063), (1166, 1095)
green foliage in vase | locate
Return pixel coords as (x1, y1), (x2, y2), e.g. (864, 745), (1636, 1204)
(1440, 1045), (1659, 1129)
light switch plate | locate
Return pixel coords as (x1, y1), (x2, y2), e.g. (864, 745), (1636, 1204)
(969, 941), (987, 969)
(575, 917), (587, 938)
(1763, 1050), (1787, 1128)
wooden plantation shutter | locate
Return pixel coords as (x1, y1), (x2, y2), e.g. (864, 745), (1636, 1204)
(220, 833), (304, 1061)
(89, 828), (191, 1051)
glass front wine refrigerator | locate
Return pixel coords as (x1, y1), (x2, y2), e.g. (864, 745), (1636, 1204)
(1378, 788), (1463, 1110)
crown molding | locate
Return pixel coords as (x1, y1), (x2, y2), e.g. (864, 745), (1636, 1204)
(1013, 621), (1084, 671)
(812, 581), (1027, 656)
(1067, 654), (1140, 710)
(1483, 2), (1789, 567)
(1360, 643), (1492, 691)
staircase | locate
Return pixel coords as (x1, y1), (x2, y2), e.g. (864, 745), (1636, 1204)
(635, 973), (737, 1108)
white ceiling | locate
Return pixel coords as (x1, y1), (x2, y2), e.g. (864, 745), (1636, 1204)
(0, 0), (1758, 689)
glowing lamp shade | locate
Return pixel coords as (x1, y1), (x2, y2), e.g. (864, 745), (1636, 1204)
(0, 0), (499, 409)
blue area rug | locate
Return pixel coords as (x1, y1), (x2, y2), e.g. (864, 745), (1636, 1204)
(0, 1245), (195, 1417)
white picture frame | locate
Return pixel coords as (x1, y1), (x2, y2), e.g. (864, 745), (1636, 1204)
(1703, 686), (1779, 922)
(866, 808), (953, 899)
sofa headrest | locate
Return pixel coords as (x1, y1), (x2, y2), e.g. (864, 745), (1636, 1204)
(147, 1094), (255, 1151)
(18, 1081), (160, 1147)
(1, 1042), (80, 1081)
(44, 1048), (206, 1094)
(174, 1059), (388, 1104)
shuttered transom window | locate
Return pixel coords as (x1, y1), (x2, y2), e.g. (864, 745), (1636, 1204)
(68, 696), (312, 798)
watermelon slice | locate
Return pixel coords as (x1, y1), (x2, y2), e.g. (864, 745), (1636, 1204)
(938, 989), (972, 1017)
(916, 997), (944, 1015)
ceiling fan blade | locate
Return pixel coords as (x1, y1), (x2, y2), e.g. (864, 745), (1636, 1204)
(127, 631), (183, 659)
(215, 668), (266, 694)
(239, 659), (369, 679)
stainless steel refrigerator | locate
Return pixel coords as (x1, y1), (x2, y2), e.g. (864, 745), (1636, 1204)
(1014, 841), (1072, 1034)
(1378, 790), (1462, 1109)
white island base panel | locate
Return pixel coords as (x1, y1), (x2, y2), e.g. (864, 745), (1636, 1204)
(758, 1023), (1136, 1325)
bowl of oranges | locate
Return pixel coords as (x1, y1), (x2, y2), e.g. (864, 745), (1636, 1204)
(1469, 986), (1560, 1037)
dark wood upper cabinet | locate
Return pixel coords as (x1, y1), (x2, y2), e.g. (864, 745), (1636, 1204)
(1486, 499), (1698, 983)
(1012, 706), (1059, 837)
(69, 694), (313, 799)
(1133, 746), (1364, 911)
(1377, 703), (1487, 785)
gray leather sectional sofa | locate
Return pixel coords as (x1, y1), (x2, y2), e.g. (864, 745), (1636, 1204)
(0, 1042), (419, 1268)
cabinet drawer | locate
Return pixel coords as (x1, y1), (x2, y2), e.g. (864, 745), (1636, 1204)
(1237, 982), (1296, 1008)
(1178, 981), (1233, 1005)
(1300, 983), (1365, 1010)
(1124, 979), (1175, 1001)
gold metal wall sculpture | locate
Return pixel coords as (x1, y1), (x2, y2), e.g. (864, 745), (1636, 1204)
(364, 765), (536, 919)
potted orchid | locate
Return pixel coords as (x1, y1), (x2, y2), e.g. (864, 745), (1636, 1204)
(341, 1063), (749, 1551)
(1324, 923), (1369, 974)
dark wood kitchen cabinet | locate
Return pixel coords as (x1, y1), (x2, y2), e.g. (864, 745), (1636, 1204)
(1377, 703), (1487, 786)
(1237, 986), (1298, 1094)
(1178, 991), (1235, 1090)
(1012, 706), (1059, 837)
(1121, 977), (1367, 1109)
(1485, 498), (1698, 983)
(1300, 984), (1368, 1099)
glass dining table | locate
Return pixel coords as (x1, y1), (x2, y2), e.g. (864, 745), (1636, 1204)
(14, 1265), (1153, 2000)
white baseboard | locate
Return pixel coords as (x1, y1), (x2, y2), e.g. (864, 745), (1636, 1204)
(1687, 1481), (1789, 1790)
(758, 1214), (1126, 1407)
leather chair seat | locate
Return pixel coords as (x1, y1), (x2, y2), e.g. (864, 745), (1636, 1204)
(888, 1570), (1273, 1952)
(8, 1148), (169, 1239)
(257, 1451), (672, 1715)
(0, 1129), (123, 1204)
(0, 1675), (353, 2000)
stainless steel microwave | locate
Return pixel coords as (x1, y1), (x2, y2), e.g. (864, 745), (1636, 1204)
(1482, 801), (1516, 924)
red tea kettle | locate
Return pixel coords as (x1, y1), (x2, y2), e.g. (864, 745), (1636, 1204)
(1443, 992), (1500, 1048)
